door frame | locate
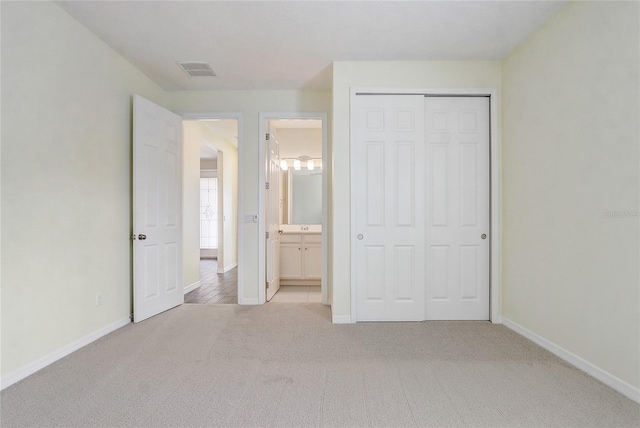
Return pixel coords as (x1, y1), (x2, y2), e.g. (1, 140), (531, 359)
(349, 88), (501, 323)
(182, 112), (244, 301)
(258, 112), (329, 305)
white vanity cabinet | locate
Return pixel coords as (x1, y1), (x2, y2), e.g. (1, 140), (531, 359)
(280, 233), (321, 285)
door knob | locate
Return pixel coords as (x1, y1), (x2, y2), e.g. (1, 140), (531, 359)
(481, 233), (487, 240)
(138, 234), (147, 240)
(357, 234), (364, 240)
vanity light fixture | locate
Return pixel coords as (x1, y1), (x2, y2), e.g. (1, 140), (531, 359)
(279, 156), (322, 170)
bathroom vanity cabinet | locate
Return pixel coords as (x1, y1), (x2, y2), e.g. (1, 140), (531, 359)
(279, 233), (322, 285)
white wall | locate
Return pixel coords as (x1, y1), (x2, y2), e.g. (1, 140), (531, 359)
(502, 1), (639, 390)
(331, 61), (502, 321)
(168, 91), (331, 303)
(1, 2), (167, 377)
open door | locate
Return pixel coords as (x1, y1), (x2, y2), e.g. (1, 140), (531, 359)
(133, 95), (183, 322)
(265, 129), (281, 301)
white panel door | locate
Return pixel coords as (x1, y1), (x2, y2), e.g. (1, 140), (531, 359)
(133, 95), (183, 323)
(265, 132), (281, 301)
(353, 95), (425, 321)
(425, 97), (490, 320)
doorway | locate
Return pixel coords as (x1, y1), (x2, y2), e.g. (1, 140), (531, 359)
(259, 114), (328, 305)
(183, 117), (239, 304)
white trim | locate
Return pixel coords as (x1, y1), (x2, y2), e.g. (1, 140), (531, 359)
(488, 91), (501, 323)
(332, 314), (354, 324)
(182, 111), (244, 124)
(258, 112), (329, 306)
(220, 262), (238, 273)
(1, 316), (131, 390)
(349, 88), (501, 323)
(281, 279), (321, 286)
(320, 117), (329, 306)
(502, 317), (640, 404)
(181, 112), (244, 305)
(238, 297), (260, 305)
(184, 280), (201, 295)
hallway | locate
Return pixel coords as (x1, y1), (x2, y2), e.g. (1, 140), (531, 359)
(184, 260), (238, 304)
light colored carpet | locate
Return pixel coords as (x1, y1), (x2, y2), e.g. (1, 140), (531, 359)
(1, 303), (638, 427)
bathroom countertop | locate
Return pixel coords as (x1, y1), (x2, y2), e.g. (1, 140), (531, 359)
(280, 225), (322, 234)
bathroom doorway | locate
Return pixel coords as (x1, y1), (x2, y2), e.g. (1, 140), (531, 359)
(260, 114), (328, 305)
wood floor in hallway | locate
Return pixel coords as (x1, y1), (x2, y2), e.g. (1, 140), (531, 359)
(184, 259), (238, 304)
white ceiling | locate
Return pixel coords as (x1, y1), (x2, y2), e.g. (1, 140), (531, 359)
(196, 118), (239, 159)
(201, 119), (239, 146)
(56, 1), (565, 91)
(199, 141), (218, 160)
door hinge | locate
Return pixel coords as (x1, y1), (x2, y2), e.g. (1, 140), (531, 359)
(266, 133), (270, 140)
(266, 231), (270, 239)
(265, 182), (270, 190)
(266, 281), (270, 289)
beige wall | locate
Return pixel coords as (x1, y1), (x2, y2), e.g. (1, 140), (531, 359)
(186, 121), (239, 272)
(331, 61), (502, 321)
(168, 91), (331, 303)
(200, 159), (217, 170)
(502, 1), (639, 389)
(182, 124), (203, 290)
(1, 2), (167, 376)
(221, 146), (238, 272)
(275, 128), (323, 159)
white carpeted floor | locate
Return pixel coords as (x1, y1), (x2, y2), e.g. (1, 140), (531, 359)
(1, 303), (638, 427)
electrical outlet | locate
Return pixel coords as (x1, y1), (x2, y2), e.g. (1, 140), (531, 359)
(95, 292), (103, 306)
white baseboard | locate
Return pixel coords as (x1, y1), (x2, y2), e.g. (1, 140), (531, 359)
(238, 297), (260, 305)
(1, 316), (131, 391)
(219, 262), (237, 274)
(184, 280), (201, 295)
(332, 314), (354, 324)
(502, 317), (639, 403)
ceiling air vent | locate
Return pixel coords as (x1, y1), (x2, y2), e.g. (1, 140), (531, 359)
(177, 61), (216, 77)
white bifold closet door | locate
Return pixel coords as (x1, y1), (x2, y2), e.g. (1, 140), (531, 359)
(353, 95), (489, 321)
(425, 97), (490, 320)
(353, 95), (426, 321)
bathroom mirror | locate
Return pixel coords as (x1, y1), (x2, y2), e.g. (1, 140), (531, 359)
(285, 169), (322, 225)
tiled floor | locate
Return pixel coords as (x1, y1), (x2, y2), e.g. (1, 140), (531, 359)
(184, 259), (237, 304)
(185, 260), (320, 305)
(270, 285), (322, 303)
